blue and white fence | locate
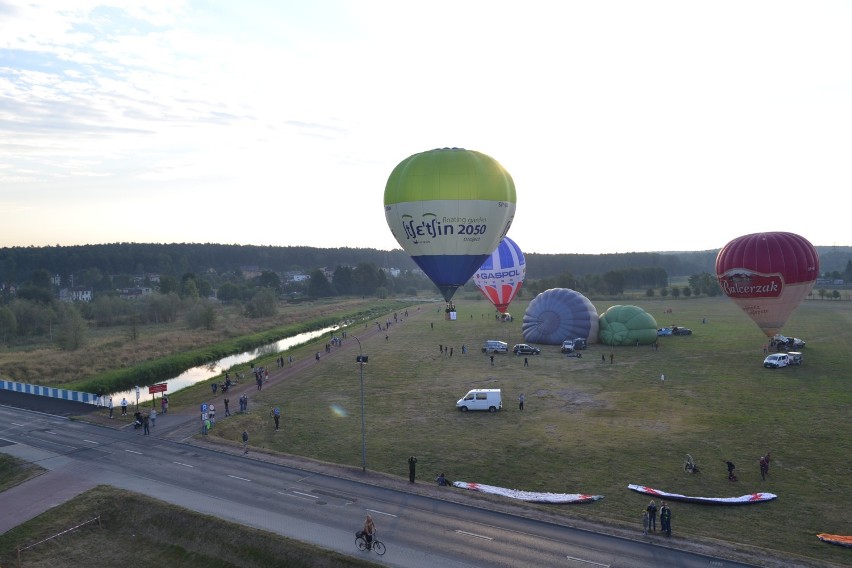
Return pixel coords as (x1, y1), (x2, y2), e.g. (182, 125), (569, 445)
(0, 379), (100, 405)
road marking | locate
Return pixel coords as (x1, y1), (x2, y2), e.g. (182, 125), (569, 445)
(279, 490), (319, 501)
(11, 422), (24, 426)
(366, 509), (397, 518)
(125, 449), (142, 455)
(455, 530), (492, 540)
(228, 475), (251, 482)
(565, 556), (609, 567)
(290, 491), (318, 499)
(83, 439), (99, 444)
(173, 461), (194, 468)
(45, 430), (57, 434)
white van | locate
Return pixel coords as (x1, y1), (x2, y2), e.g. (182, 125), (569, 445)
(763, 353), (790, 368)
(481, 340), (508, 354)
(456, 389), (503, 412)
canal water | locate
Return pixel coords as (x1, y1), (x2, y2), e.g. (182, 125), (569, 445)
(108, 325), (338, 406)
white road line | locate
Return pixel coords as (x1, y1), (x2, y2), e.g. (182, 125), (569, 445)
(228, 475), (251, 482)
(45, 430), (57, 434)
(173, 462), (194, 468)
(125, 449), (142, 455)
(455, 530), (492, 540)
(565, 556), (610, 567)
(83, 439), (99, 444)
(366, 509), (397, 518)
(291, 491), (318, 499)
(11, 422), (24, 426)
(278, 491), (318, 501)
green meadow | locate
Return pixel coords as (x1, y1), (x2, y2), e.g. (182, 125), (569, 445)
(202, 293), (851, 566)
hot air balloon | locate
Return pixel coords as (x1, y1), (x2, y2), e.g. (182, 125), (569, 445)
(473, 236), (525, 313)
(521, 288), (599, 345)
(384, 148), (516, 303)
(598, 305), (658, 347)
(715, 232), (819, 338)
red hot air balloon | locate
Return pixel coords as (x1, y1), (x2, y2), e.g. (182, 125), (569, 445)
(715, 232), (819, 338)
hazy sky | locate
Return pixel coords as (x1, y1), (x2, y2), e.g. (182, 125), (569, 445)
(2, 1), (850, 255)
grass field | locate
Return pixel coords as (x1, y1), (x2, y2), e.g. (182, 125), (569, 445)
(198, 293), (852, 566)
(0, 486), (376, 568)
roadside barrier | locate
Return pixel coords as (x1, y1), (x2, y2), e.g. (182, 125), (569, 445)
(0, 379), (99, 405)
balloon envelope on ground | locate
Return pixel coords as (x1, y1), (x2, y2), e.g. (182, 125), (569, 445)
(715, 232), (819, 338)
(521, 288), (598, 345)
(384, 148), (516, 302)
(598, 305), (658, 346)
(474, 236), (525, 313)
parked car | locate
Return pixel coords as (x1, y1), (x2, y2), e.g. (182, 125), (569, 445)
(657, 328), (673, 336)
(671, 326), (692, 336)
(513, 343), (541, 355)
(561, 338), (587, 352)
(482, 340), (508, 354)
(773, 334), (805, 350)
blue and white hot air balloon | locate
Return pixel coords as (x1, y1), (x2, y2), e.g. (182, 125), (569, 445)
(473, 236), (525, 313)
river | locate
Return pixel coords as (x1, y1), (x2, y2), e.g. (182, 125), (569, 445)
(108, 325), (339, 406)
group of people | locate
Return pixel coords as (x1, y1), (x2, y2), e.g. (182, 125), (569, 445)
(643, 500), (672, 536)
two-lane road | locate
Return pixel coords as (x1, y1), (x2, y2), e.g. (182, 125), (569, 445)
(0, 404), (757, 567)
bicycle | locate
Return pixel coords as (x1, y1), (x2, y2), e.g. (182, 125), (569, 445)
(355, 531), (386, 555)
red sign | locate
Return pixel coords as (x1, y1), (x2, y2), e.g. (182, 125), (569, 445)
(148, 383), (168, 394)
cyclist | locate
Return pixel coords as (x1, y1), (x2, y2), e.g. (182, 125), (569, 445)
(362, 514), (375, 550)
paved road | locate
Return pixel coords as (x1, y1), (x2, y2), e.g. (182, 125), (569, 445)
(0, 401), (766, 568)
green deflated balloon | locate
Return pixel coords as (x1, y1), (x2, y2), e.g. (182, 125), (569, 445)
(598, 305), (658, 346)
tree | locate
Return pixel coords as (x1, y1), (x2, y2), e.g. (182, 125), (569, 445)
(682, 286), (692, 298)
(159, 275), (180, 295)
(255, 271), (282, 292)
(31, 269), (53, 289)
(660, 287), (669, 297)
(0, 306), (16, 344)
(246, 288), (278, 318)
(671, 287), (681, 299)
(216, 282), (242, 302)
(352, 263), (380, 296)
(645, 288), (655, 297)
(332, 265), (354, 295)
(55, 303), (87, 350)
(307, 269), (334, 297)
(186, 302), (217, 330)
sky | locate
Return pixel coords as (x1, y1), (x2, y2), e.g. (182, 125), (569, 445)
(1, 1), (850, 255)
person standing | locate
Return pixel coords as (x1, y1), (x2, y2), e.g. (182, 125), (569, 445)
(149, 407), (156, 428)
(272, 406), (281, 431)
(120, 397), (128, 416)
(660, 502), (672, 536)
(408, 456), (417, 483)
(523, 357), (529, 367)
(759, 452), (771, 480)
(519, 393), (525, 411)
(161, 396), (168, 414)
(242, 430), (249, 454)
(646, 500), (657, 532)
(490, 355), (494, 366)
(108, 397), (114, 419)
(223, 398), (231, 417)
(142, 412), (150, 436)
(209, 403), (216, 425)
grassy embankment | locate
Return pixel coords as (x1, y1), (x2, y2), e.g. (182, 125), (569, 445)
(0, 485), (376, 568)
(0, 297), (414, 394)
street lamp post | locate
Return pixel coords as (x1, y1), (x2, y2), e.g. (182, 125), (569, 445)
(353, 335), (367, 472)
